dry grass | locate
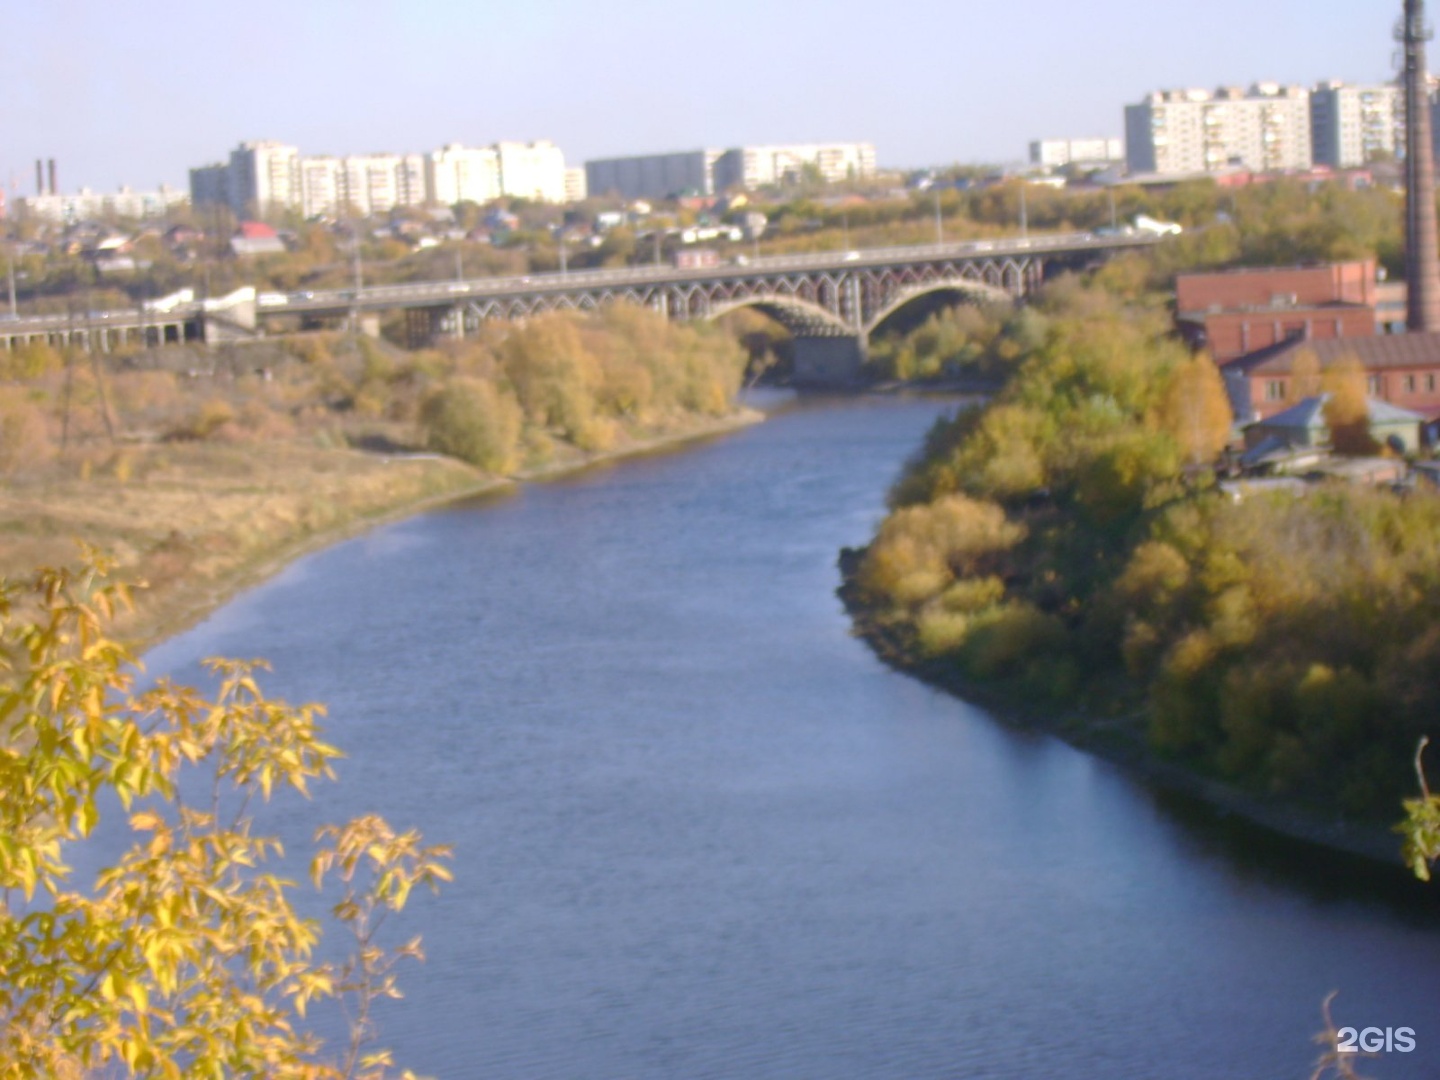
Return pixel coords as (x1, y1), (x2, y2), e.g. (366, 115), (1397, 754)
(0, 318), (755, 651)
(0, 439), (488, 650)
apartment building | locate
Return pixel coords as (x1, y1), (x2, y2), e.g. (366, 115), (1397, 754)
(711, 143), (877, 191)
(226, 141), (302, 217)
(18, 185), (188, 223)
(1310, 81), (1405, 168)
(496, 141), (567, 203)
(1125, 84), (1312, 175)
(192, 137), (571, 218)
(427, 144), (502, 206)
(291, 153), (426, 218)
(585, 150), (723, 200)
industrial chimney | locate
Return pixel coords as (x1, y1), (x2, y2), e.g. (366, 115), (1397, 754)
(47, 159), (56, 197)
(1402, 0), (1440, 331)
(34, 160), (42, 196)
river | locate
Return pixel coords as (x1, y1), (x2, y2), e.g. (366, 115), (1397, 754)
(144, 393), (1440, 1079)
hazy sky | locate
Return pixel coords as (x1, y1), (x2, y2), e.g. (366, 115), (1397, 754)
(0, 0), (1393, 193)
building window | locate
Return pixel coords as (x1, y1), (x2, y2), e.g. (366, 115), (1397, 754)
(1367, 375), (1383, 396)
(1265, 379), (1287, 401)
(1404, 374), (1417, 393)
(1428, 373), (1437, 393)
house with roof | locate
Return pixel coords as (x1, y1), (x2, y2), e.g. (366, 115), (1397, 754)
(1239, 392), (1426, 474)
(1220, 333), (1440, 427)
(230, 221), (287, 257)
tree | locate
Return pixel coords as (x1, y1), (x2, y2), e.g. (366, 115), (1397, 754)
(0, 556), (450, 1078)
(1158, 353), (1233, 465)
(1322, 356), (1376, 456)
(1290, 348), (1322, 400)
(421, 376), (523, 473)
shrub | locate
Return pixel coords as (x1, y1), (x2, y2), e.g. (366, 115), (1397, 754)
(421, 376), (522, 473)
(860, 494), (1025, 606)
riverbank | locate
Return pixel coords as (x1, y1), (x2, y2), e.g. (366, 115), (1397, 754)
(836, 547), (1409, 872)
(7, 407), (762, 654)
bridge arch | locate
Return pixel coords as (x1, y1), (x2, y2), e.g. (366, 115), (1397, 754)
(862, 280), (1013, 341)
(706, 295), (852, 337)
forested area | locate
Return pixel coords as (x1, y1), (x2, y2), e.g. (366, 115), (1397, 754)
(851, 279), (1440, 823)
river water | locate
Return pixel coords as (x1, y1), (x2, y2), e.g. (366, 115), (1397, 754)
(145, 394), (1440, 1079)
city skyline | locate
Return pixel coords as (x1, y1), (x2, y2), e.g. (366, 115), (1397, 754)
(2, 0), (1391, 193)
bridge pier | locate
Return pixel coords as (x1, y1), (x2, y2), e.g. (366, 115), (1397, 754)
(791, 334), (868, 388)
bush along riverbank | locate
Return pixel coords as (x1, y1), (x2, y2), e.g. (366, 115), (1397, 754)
(841, 279), (1440, 867)
(0, 306), (753, 651)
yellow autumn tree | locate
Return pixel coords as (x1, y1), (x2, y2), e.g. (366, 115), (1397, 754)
(1158, 352), (1233, 465)
(0, 556), (451, 1079)
(1290, 348), (1322, 400)
(1321, 355), (1376, 455)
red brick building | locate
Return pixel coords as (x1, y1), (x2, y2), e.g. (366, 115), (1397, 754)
(1176, 260), (1379, 362)
(1220, 333), (1440, 425)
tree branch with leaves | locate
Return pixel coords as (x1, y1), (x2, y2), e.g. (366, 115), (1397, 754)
(0, 553), (450, 1079)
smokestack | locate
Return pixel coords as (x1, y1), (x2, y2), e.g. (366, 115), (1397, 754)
(34, 160), (42, 196)
(1402, 0), (1440, 331)
(47, 159), (56, 197)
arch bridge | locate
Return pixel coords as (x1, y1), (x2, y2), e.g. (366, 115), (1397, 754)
(408, 233), (1153, 384)
(0, 232), (1159, 385)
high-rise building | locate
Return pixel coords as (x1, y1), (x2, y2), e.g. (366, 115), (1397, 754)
(296, 154), (426, 218)
(189, 164), (229, 211)
(427, 144), (502, 206)
(193, 138), (569, 217)
(585, 150), (723, 200)
(1125, 85), (1312, 175)
(496, 141), (567, 203)
(1310, 81), (1405, 168)
(225, 141), (301, 217)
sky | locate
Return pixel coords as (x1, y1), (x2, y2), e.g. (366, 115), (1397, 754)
(0, 0), (1395, 194)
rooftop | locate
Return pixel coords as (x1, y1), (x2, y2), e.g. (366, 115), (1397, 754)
(1221, 332), (1440, 376)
